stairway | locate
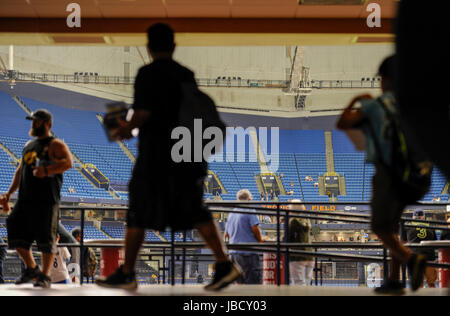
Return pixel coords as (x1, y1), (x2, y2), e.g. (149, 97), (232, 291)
(324, 131), (335, 173)
(11, 95), (119, 199)
(0, 141), (19, 166)
(248, 128), (270, 174)
(96, 114), (136, 163)
(288, 46), (305, 91)
(324, 131), (341, 202)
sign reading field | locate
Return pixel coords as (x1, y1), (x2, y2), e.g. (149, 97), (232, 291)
(311, 205), (336, 212)
(261, 204), (336, 211)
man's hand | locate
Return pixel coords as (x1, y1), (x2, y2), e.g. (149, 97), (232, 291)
(336, 94), (372, 130)
(347, 94), (373, 109)
(111, 117), (133, 141)
(0, 193), (11, 213)
(354, 93), (373, 101)
(32, 166), (47, 178)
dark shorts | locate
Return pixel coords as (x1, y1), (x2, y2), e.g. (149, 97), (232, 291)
(6, 201), (59, 254)
(230, 253), (262, 285)
(127, 164), (212, 231)
(371, 164), (429, 234)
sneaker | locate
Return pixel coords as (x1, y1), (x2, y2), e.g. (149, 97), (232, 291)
(374, 280), (405, 295)
(95, 266), (138, 290)
(408, 253), (427, 292)
(15, 266), (41, 285)
(204, 261), (242, 291)
(33, 273), (51, 289)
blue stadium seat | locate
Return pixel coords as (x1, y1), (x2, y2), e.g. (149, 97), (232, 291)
(1, 91), (446, 207)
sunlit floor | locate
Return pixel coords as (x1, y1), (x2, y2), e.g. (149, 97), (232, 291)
(0, 284), (448, 296)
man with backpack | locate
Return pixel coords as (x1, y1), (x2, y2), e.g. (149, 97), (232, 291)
(337, 55), (432, 294)
(96, 23), (241, 291)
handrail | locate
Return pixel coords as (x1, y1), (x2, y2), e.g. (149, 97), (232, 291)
(1, 70), (382, 90)
(1, 200), (449, 286)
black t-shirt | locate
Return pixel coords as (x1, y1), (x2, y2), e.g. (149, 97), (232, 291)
(18, 137), (63, 205)
(404, 223), (437, 260)
(132, 59), (206, 177)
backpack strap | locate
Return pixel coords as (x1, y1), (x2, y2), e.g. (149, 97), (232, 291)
(365, 114), (389, 168)
(376, 96), (412, 182)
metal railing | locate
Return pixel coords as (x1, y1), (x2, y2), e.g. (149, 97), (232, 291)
(1, 70), (381, 90)
(1, 201), (449, 286)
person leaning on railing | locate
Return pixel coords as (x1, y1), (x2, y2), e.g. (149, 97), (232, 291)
(225, 189), (264, 285)
(287, 199), (314, 286)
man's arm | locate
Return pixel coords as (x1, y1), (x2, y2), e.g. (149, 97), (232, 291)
(111, 109), (151, 141)
(251, 225), (264, 243)
(33, 139), (73, 178)
(336, 94), (372, 130)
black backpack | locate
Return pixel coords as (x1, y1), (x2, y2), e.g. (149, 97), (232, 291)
(83, 247), (98, 278)
(368, 96), (432, 201)
(176, 82), (226, 162)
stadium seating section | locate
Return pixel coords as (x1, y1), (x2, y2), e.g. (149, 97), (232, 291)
(0, 91), (448, 208)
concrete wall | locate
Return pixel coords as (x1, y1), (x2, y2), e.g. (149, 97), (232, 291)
(175, 46), (292, 80)
(0, 45), (393, 113)
(203, 87), (294, 111)
(0, 46), (145, 77)
(305, 88), (382, 111)
(0, 45), (292, 80)
(303, 45), (394, 80)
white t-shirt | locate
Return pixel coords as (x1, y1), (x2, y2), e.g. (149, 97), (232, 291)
(50, 247), (71, 283)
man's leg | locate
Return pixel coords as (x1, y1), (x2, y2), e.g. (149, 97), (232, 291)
(95, 227), (143, 289)
(229, 254), (246, 284)
(249, 254), (262, 285)
(122, 227), (146, 275)
(389, 256), (402, 283)
(14, 247), (43, 285)
(304, 261), (315, 286)
(196, 221), (228, 263)
(16, 248), (37, 269)
(41, 252), (55, 276)
(289, 262), (301, 285)
(371, 169), (419, 288)
(198, 221), (242, 291)
(376, 232), (412, 264)
(375, 230), (427, 292)
(296, 263), (306, 286)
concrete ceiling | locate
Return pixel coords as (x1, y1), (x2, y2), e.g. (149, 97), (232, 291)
(0, 0), (397, 46)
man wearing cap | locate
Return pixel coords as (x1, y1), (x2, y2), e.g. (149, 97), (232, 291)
(403, 210), (438, 288)
(0, 109), (73, 288)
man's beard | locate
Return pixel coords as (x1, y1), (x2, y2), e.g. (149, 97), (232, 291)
(29, 125), (46, 137)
